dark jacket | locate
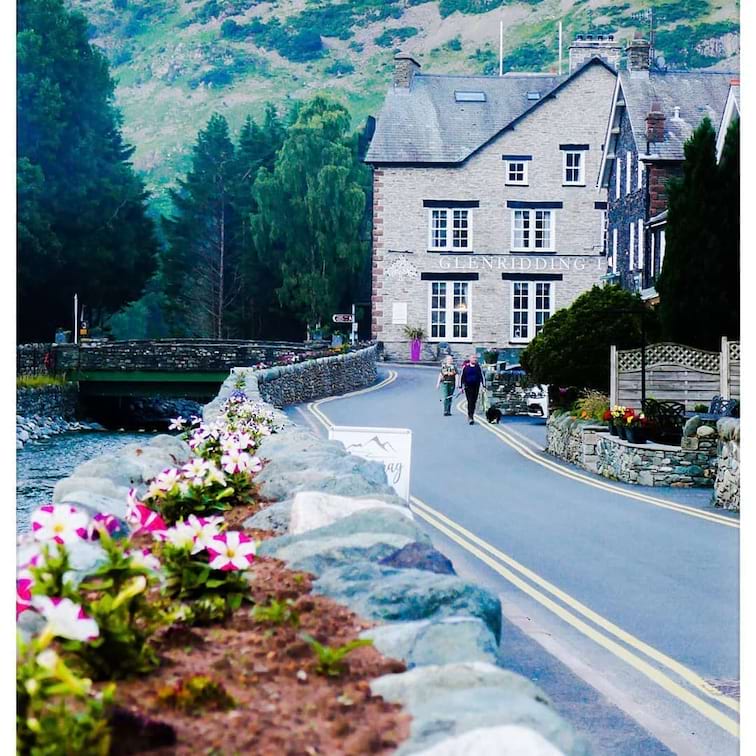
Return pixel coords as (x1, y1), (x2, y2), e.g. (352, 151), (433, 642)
(461, 363), (484, 387)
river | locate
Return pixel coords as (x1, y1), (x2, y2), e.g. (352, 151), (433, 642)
(16, 431), (154, 535)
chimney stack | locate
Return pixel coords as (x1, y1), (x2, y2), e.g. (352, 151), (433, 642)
(627, 32), (651, 76)
(568, 32), (621, 73)
(393, 52), (421, 89)
(645, 99), (665, 143)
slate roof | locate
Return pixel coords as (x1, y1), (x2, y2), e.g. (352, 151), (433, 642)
(365, 65), (579, 164)
(620, 69), (735, 160)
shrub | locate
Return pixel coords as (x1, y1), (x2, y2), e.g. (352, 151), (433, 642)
(374, 27), (419, 48)
(16, 374), (68, 389)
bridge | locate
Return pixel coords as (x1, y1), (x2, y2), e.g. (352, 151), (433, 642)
(47, 339), (330, 398)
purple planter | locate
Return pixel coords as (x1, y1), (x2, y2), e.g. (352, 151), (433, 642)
(410, 339), (422, 362)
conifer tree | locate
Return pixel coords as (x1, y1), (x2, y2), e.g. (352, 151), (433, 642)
(656, 116), (737, 349)
(17, 0), (158, 341)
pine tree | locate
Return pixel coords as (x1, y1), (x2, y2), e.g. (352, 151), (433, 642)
(656, 117), (734, 349)
(716, 116), (739, 341)
(163, 114), (244, 337)
(17, 0), (158, 341)
(250, 97), (369, 333)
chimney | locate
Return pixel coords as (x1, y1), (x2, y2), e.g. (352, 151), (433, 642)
(568, 32), (621, 73)
(627, 32), (651, 76)
(645, 99), (665, 143)
(393, 52), (421, 89)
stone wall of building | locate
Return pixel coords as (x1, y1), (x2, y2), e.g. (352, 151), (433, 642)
(547, 413), (719, 488)
(372, 63), (616, 359)
(714, 418), (740, 511)
(256, 346), (378, 407)
(17, 384), (78, 419)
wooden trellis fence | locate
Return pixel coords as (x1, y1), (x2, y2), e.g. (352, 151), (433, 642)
(610, 337), (740, 410)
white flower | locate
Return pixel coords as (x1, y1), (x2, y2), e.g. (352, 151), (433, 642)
(163, 521), (197, 550)
(206, 531), (256, 571)
(185, 515), (224, 553)
(32, 596), (100, 642)
(126, 548), (162, 572)
(205, 465), (227, 487)
(168, 416), (186, 431)
(36, 649), (60, 671)
(182, 458), (210, 486)
(31, 505), (90, 545)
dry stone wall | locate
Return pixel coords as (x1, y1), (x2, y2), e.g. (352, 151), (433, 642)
(714, 418), (740, 511)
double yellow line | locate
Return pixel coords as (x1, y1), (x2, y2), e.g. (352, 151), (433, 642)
(460, 400), (738, 529)
(308, 370), (398, 430)
(410, 494), (740, 737)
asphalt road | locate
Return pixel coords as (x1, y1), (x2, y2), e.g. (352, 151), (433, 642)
(288, 365), (740, 755)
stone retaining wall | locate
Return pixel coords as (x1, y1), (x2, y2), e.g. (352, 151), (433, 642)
(547, 413), (719, 488)
(255, 345), (378, 407)
(714, 418), (740, 511)
(17, 343), (55, 376)
(17, 384), (78, 419)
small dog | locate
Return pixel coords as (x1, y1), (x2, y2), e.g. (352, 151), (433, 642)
(486, 407), (502, 424)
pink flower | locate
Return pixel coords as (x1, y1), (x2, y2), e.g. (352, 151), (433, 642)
(31, 504), (89, 545)
(206, 531), (256, 571)
(126, 489), (167, 536)
(88, 513), (120, 540)
(185, 515), (223, 553)
(32, 596), (99, 641)
(16, 576), (33, 619)
(183, 458), (210, 485)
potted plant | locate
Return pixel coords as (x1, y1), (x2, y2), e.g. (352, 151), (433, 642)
(603, 409), (615, 435)
(403, 325), (425, 362)
(483, 350), (498, 366)
(610, 405), (627, 439)
(625, 412), (647, 444)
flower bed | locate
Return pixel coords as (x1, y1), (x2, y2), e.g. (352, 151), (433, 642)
(16, 377), (409, 754)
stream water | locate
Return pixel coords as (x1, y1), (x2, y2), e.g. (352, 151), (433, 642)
(16, 430), (154, 534)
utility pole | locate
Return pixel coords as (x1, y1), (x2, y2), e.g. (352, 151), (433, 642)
(73, 293), (78, 345)
(499, 21), (504, 76)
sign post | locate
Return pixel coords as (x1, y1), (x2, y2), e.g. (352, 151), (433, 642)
(332, 314), (354, 324)
(328, 425), (412, 501)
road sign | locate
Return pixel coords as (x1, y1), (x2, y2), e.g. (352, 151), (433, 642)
(332, 314), (354, 324)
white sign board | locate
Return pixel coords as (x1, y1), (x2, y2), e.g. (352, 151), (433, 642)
(328, 425), (412, 501)
(392, 302), (408, 325)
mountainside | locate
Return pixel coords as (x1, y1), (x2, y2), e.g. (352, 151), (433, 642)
(67, 0), (740, 209)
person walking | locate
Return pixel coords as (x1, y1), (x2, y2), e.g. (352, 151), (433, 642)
(436, 355), (458, 416)
(460, 353), (484, 425)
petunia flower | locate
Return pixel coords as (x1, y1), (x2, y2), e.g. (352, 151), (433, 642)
(32, 596), (100, 641)
(125, 548), (162, 572)
(88, 513), (120, 540)
(182, 458), (210, 486)
(126, 489), (167, 536)
(204, 465), (227, 487)
(168, 416), (186, 431)
(17, 575), (33, 619)
(206, 531), (256, 571)
(161, 521), (197, 550)
(184, 514), (224, 552)
(31, 505), (90, 545)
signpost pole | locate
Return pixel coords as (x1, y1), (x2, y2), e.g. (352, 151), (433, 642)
(73, 293), (78, 345)
(351, 304), (358, 344)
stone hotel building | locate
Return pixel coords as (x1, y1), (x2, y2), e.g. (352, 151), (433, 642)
(365, 37), (620, 360)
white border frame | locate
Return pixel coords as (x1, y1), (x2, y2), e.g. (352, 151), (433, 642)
(562, 150), (586, 186)
(427, 208), (473, 252)
(505, 159), (529, 186)
(509, 279), (556, 344)
(426, 279), (474, 343)
(510, 208), (556, 252)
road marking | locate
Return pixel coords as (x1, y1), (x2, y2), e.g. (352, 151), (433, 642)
(410, 494), (739, 717)
(460, 401), (738, 529)
(308, 370), (398, 431)
(308, 369), (739, 736)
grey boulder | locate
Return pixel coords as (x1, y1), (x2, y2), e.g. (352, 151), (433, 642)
(380, 542), (455, 575)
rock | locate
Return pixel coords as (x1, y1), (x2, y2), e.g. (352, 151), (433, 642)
(17, 439), (23, 450)
(262, 508), (429, 555)
(17, 609), (46, 641)
(147, 434), (192, 464)
(371, 661), (550, 712)
(362, 617), (499, 668)
(411, 725), (566, 756)
(261, 531), (415, 574)
(18, 429), (30, 442)
(244, 500), (293, 535)
(53, 476), (131, 506)
(108, 706), (177, 755)
(65, 540), (108, 585)
(256, 468), (395, 501)
(57, 490), (129, 519)
(380, 542), (455, 575)
(315, 563), (502, 642)
(696, 425), (715, 438)
(288, 491), (412, 535)
(73, 456), (145, 489)
(683, 416), (701, 437)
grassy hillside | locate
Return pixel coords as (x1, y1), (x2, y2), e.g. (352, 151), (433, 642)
(67, 0), (739, 211)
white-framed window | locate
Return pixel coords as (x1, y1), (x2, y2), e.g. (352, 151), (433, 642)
(637, 219), (644, 270)
(626, 150), (632, 195)
(600, 210), (608, 254)
(563, 151), (584, 185)
(511, 208), (555, 251)
(506, 160), (528, 185)
(428, 208), (472, 250)
(612, 227), (618, 270)
(637, 159), (645, 191)
(629, 221), (635, 271)
(429, 281), (471, 340)
(615, 158), (621, 199)
(511, 281), (554, 342)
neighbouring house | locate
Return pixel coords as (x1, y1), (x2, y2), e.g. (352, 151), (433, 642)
(365, 36), (619, 361)
(597, 34), (736, 303)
